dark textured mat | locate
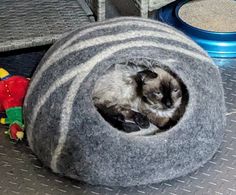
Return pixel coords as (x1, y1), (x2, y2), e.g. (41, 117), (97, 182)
(0, 46), (49, 78)
(0, 0), (92, 52)
(0, 59), (235, 194)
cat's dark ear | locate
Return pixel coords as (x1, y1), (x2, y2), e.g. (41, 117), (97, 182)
(136, 70), (158, 83)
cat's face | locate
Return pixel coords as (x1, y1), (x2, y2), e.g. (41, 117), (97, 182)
(137, 68), (182, 111)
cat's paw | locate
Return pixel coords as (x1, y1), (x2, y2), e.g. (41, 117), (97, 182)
(101, 112), (125, 130)
(113, 113), (125, 122)
(122, 122), (140, 133)
(133, 113), (150, 128)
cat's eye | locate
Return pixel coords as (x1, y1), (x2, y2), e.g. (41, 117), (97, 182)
(154, 91), (162, 96)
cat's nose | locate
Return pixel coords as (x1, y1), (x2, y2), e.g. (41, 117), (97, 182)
(166, 101), (172, 108)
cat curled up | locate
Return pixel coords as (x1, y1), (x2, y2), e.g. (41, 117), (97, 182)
(92, 63), (186, 135)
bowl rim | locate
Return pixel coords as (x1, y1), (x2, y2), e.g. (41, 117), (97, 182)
(175, 0), (236, 35)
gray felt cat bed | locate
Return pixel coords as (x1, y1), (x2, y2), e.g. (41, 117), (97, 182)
(24, 17), (226, 187)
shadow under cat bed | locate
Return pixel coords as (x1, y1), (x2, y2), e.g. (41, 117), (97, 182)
(24, 17), (225, 187)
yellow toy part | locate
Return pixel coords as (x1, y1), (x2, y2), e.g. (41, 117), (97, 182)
(16, 131), (24, 140)
(0, 68), (10, 79)
(0, 118), (6, 124)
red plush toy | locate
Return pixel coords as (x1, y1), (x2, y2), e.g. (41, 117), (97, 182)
(0, 68), (29, 141)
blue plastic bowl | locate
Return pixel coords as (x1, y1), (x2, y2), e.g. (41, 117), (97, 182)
(157, 0), (236, 58)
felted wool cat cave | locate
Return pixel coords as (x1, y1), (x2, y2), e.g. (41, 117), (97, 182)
(24, 17), (225, 187)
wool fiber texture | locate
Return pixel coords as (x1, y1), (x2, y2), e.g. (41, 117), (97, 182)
(24, 17), (226, 187)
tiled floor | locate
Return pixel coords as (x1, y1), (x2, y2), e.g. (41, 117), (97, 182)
(0, 59), (235, 195)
